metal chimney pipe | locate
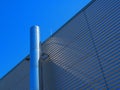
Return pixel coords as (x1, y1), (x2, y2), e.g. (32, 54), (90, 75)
(30, 25), (40, 90)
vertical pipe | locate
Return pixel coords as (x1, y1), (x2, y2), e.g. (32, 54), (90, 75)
(30, 25), (40, 90)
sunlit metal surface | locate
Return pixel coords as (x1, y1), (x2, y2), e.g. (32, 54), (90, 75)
(41, 0), (120, 89)
(30, 25), (40, 90)
(0, 0), (120, 90)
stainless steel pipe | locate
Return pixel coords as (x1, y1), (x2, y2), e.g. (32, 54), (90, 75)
(30, 25), (40, 90)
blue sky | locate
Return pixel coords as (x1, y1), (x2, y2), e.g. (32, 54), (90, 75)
(0, 0), (91, 78)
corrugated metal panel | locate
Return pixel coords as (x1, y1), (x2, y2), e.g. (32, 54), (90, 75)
(85, 0), (120, 89)
(42, 12), (106, 89)
(42, 0), (120, 89)
(0, 60), (30, 90)
(0, 0), (119, 90)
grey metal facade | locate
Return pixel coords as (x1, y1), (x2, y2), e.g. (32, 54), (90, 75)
(0, 58), (30, 90)
(41, 0), (120, 89)
(0, 0), (120, 89)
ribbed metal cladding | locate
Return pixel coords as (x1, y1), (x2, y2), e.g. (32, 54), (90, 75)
(41, 0), (120, 89)
(84, 0), (120, 89)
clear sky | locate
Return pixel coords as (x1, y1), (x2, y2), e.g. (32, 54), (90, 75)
(0, 0), (91, 78)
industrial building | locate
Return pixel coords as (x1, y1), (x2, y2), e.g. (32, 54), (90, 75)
(0, 0), (120, 89)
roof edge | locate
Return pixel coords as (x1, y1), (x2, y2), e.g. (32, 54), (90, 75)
(0, 55), (29, 80)
(0, 0), (96, 80)
(42, 0), (96, 45)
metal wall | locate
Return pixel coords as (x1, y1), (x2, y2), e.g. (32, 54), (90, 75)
(0, 0), (119, 90)
(0, 59), (30, 90)
(41, 0), (120, 89)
